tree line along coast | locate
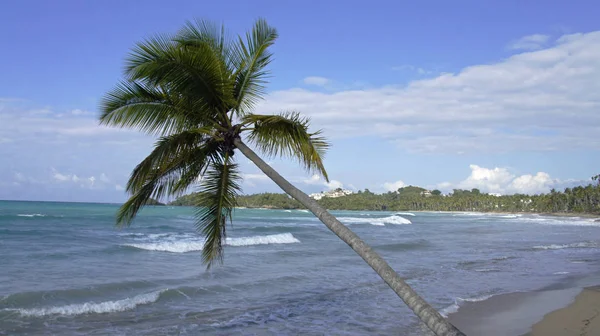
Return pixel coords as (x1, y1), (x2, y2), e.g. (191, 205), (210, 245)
(166, 182), (600, 215)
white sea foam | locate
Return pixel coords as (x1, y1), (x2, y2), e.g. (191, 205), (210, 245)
(474, 268), (501, 273)
(124, 233), (300, 253)
(340, 215), (412, 226)
(515, 216), (600, 227)
(440, 294), (494, 317)
(127, 241), (206, 253)
(7, 290), (164, 317)
(226, 233), (300, 246)
(17, 214), (46, 217)
(533, 242), (597, 250)
(284, 210), (292, 213)
(553, 271), (570, 275)
(394, 212), (416, 217)
(296, 210), (309, 213)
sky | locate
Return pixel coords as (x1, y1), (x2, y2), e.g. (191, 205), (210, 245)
(1, 0), (599, 202)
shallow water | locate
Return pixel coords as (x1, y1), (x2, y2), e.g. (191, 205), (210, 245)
(1, 201), (600, 335)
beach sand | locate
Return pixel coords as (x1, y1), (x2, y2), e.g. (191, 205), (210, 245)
(448, 288), (581, 336)
(527, 286), (600, 336)
(447, 286), (600, 336)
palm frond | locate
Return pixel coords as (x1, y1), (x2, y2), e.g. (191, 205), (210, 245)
(99, 81), (200, 135)
(231, 18), (278, 115)
(124, 33), (231, 118)
(116, 135), (222, 227)
(194, 156), (241, 268)
(175, 19), (232, 70)
(126, 128), (218, 193)
(242, 112), (329, 181)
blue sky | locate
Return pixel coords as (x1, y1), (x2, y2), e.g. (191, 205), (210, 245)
(1, 0), (599, 202)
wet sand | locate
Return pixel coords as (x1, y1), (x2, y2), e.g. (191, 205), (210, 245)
(528, 286), (600, 336)
(448, 287), (582, 336)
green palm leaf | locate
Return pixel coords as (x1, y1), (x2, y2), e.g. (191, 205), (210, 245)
(242, 112), (329, 181)
(125, 33), (231, 120)
(117, 135), (222, 227)
(126, 128), (218, 193)
(231, 18), (278, 115)
(194, 155), (241, 268)
(99, 81), (199, 136)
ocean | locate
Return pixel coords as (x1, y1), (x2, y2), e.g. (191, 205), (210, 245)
(1, 200), (600, 335)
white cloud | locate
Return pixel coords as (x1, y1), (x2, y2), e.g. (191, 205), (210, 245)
(383, 180), (406, 192)
(303, 174), (344, 190)
(508, 34), (550, 50)
(439, 164), (560, 195)
(241, 172), (270, 187)
(303, 174), (322, 185)
(303, 76), (330, 86)
(509, 172), (554, 194)
(391, 65), (431, 75)
(325, 180), (344, 189)
(115, 184), (125, 191)
(257, 31), (600, 154)
(71, 109), (93, 116)
(49, 168), (110, 189)
(53, 171), (70, 182)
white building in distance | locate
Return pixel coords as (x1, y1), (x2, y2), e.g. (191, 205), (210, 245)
(309, 188), (353, 200)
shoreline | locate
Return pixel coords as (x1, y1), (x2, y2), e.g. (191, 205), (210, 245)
(232, 207), (600, 219)
(447, 282), (600, 336)
(526, 286), (600, 336)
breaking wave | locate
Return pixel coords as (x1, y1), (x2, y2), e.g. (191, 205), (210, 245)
(440, 294), (494, 317)
(16, 214), (46, 217)
(394, 212), (415, 217)
(532, 242), (598, 250)
(123, 233), (300, 253)
(4, 290), (165, 317)
(339, 215), (412, 226)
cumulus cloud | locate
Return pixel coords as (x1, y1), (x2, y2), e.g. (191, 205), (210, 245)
(508, 34), (550, 50)
(302, 76), (330, 86)
(241, 172), (271, 187)
(50, 168), (109, 189)
(383, 180), (406, 192)
(303, 174), (344, 190)
(0, 102), (145, 144)
(439, 164), (560, 195)
(257, 31), (600, 154)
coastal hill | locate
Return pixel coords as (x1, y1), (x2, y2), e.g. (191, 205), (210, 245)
(169, 184), (600, 215)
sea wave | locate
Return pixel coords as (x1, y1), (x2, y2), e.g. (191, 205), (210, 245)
(394, 212), (416, 217)
(440, 294), (494, 317)
(124, 233), (300, 253)
(532, 242), (598, 250)
(339, 215), (412, 226)
(4, 290), (165, 317)
(16, 214), (46, 217)
(474, 268), (501, 273)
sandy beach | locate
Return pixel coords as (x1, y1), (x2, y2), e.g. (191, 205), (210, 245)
(528, 286), (600, 336)
(448, 284), (600, 336)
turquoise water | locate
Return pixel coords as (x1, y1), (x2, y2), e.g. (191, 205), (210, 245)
(1, 201), (600, 335)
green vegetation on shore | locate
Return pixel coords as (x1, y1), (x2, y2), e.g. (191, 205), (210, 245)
(146, 198), (165, 206)
(170, 183), (600, 214)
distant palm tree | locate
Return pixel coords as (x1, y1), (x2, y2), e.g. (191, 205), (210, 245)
(99, 19), (464, 336)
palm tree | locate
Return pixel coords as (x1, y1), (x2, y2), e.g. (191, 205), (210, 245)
(99, 19), (464, 336)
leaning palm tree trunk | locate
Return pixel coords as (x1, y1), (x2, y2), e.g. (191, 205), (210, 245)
(234, 138), (465, 336)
